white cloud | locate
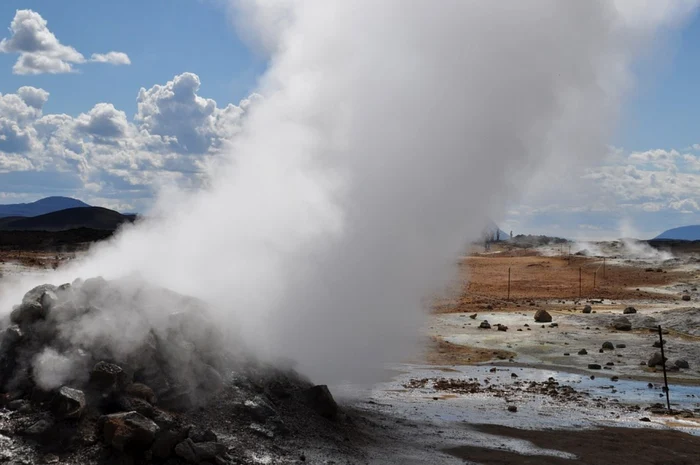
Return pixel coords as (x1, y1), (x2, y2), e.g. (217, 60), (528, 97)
(0, 73), (258, 211)
(90, 52), (131, 66)
(0, 10), (129, 75)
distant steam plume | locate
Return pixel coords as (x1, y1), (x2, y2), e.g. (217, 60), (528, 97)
(1, 1), (697, 384)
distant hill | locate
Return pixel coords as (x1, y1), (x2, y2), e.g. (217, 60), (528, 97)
(0, 207), (135, 231)
(654, 225), (700, 241)
(0, 196), (90, 218)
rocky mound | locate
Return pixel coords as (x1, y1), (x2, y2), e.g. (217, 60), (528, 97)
(0, 278), (355, 464)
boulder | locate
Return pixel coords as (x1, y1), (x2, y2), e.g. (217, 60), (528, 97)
(302, 385), (338, 419)
(612, 317), (632, 331)
(90, 361), (130, 392)
(682, 295), (691, 301)
(497, 324), (508, 332)
(53, 386), (86, 419)
(125, 383), (156, 404)
(675, 359), (690, 369)
(582, 305), (592, 314)
(602, 342), (614, 350)
(623, 307), (637, 314)
(578, 349), (588, 355)
(10, 301), (47, 325)
(151, 426), (190, 460)
(534, 309), (552, 323)
(648, 352), (666, 367)
(21, 284), (58, 305)
(102, 411), (160, 452)
(188, 427), (217, 443)
(479, 320), (491, 329)
(469, 313), (477, 319)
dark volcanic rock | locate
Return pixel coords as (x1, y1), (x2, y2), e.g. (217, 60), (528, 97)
(244, 396), (278, 422)
(578, 349), (588, 355)
(675, 359), (690, 369)
(10, 301), (47, 325)
(648, 352), (666, 367)
(623, 307), (637, 314)
(582, 305), (592, 314)
(22, 284), (58, 305)
(53, 386), (86, 419)
(588, 364), (602, 370)
(302, 385), (338, 419)
(534, 309), (552, 323)
(90, 361), (130, 392)
(612, 317), (632, 331)
(602, 341), (614, 350)
(682, 294), (691, 301)
(151, 426), (190, 460)
(479, 320), (491, 329)
(102, 411), (159, 452)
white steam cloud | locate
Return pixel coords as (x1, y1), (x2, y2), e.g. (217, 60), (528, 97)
(2, 1), (697, 384)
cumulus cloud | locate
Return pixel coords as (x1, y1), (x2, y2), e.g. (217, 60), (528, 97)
(90, 52), (131, 65)
(0, 10), (129, 74)
(0, 73), (257, 211)
(135, 73), (248, 153)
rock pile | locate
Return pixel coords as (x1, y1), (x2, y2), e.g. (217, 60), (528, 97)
(0, 277), (343, 464)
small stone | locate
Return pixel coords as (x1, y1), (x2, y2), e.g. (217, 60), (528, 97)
(563, 353), (570, 356)
(582, 305), (592, 314)
(640, 417), (651, 422)
(588, 364), (601, 370)
(53, 386), (85, 419)
(479, 320), (491, 329)
(497, 324), (508, 332)
(616, 344), (626, 349)
(602, 342), (614, 350)
(611, 376), (619, 382)
(612, 317), (632, 331)
(534, 309), (552, 323)
(469, 313), (477, 319)
(648, 352), (666, 367)
(550, 323), (558, 328)
(675, 359), (690, 369)
(578, 349), (588, 355)
(653, 340), (665, 348)
(90, 361), (130, 392)
(102, 411), (160, 452)
(507, 405), (517, 412)
(682, 295), (691, 301)
(24, 419), (52, 436)
(623, 307), (637, 314)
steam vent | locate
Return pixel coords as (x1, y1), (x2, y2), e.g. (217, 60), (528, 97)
(0, 278), (345, 464)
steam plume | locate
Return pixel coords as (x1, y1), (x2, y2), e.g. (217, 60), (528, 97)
(2, 1), (697, 384)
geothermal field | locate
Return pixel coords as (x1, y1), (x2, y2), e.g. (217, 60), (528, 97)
(1, 239), (700, 464)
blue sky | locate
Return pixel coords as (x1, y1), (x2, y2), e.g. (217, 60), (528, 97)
(0, 2), (699, 239)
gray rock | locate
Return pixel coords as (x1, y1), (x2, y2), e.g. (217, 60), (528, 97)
(582, 305), (592, 314)
(479, 320), (491, 329)
(682, 294), (691, 301)
(534, 309), (552, 323)
(151, 426), (190, 460)
(578, 349), (588, 355)
(648, 352), (666, 367)
(24, 419), (52, 436)
(125, 383), (156, 404)
(189, 427), (217, 443)
(175, 439), (197, 463)
(496, 324), (508, 332)
(675, 359), (690, 369)
(21, 284), (58, 305)
(602, 341), (614, 350)
(469, 313), (477, 319)
(302, 385), (338, 419)
(612, 317), (632, 331)
(10, 301), (47, 325)
(623, 307), (637, 314)
(102, 411), (160, 452)
(588, 364), (602, 370)
(53, 386), (85, 419)
(90, 361), (130, 391)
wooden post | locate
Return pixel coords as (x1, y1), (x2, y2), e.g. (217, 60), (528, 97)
(507, 267), (511, 301)
(658, 325), (671, 412)
(577, 267), (582, 298)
